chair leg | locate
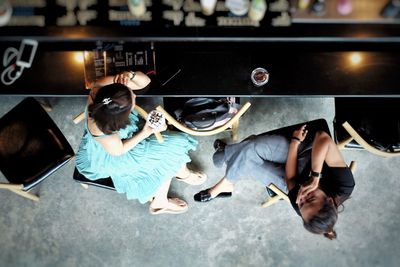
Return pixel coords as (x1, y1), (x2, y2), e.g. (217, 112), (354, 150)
(261, 195), (282, 208)
(231, 120), (239, 141)
(0, 183), (24, 190)
(80, 183), (89, 189)
(337, 136), (353, 150)
(349, 161), (357, 174)
(39, 99), (53, 112)
(9, 189), (39, 201)
(73, 111), (85, 124)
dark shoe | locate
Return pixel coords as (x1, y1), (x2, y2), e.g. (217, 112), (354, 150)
(266, 187), (278, 198)
(213, 139), (227, 152)
(310, 0), (326, 16)
(380, 0), (400, 18)
(194, 189), (232, 202)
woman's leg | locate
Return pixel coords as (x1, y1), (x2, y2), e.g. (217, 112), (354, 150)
(150, 178), (187, 212)
(175, 165), (191, 178)
(150, 178), (172, 208)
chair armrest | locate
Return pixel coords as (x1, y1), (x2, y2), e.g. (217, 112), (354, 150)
(342, 121), (400, 158)
(156, 102), (251, 136)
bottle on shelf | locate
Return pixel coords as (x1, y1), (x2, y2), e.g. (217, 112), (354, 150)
(0, 0), (12, 27)
(127, 0), (146, 17)
(226, 0), (250, 16)
(200, 0), (217, 16)
(248, 0), (267, 22)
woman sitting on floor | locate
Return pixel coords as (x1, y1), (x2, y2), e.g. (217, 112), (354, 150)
(194, 124), (355, 239)
(76, 71), (206, 215)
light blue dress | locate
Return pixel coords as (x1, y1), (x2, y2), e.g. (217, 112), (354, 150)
(76, 110), (198, 203)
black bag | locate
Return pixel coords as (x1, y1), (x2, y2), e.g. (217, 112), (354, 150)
(356, 118), (400, 152)
(175, 98), (233, 130)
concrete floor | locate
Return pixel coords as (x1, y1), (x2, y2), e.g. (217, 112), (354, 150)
(0, 96), (399, 267)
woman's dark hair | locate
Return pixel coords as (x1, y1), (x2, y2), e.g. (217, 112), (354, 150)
(303, 197), (338, 240)
(88, 83), (133, 134)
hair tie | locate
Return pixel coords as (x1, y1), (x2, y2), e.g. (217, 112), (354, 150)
(102, 98), (112, 105)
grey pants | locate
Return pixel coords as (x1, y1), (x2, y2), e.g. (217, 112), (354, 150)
(213, 134), (312, 193)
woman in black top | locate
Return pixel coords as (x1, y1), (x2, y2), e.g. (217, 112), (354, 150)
(194, 123), (355, 240)
(286, 125), (355, 239)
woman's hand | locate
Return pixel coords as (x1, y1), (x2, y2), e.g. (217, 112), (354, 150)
(142, 121), (167, 136)
(114, 71), (134, 87)
(292, 124), (308, 143)
(296, 176), (320, 204)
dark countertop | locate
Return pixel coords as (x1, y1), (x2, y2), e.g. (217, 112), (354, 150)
(2, 41), (399, 97)
(1, 1), (400, 97)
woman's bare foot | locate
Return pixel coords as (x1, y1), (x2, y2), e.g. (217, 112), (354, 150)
(208, 178), (234, 198)
(149, 198), (188, 215)
(176, 170), (207, 185)
(176, 165), (207, 185)
(193, 178), (234, 202)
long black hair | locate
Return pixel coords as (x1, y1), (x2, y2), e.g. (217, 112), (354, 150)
(303, 197), (338, 240)
(88, 83), (133, 135)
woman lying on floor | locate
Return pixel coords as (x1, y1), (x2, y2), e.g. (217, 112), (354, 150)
(194, 124), (355, 239)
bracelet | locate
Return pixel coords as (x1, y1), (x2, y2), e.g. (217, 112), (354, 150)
(129, 71), (136, 81)
(291, 136), (302, 143)
(309, 170), (322, 179)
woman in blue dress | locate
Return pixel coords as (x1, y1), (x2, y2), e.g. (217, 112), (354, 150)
(76, 71), (207, 215)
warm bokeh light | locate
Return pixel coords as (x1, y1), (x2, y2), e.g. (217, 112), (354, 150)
(73, 52), (84, 63)
(350, 53), (362, 65)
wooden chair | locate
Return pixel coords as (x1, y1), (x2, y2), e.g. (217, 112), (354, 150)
(259, 119), (356, 208)
(156, 101), (251, 141)
(0, 98), (74, 201)
(334, 97), (400, 157)
(336, 121), (400, 158)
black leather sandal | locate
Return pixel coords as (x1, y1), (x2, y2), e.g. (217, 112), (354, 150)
(213, 139), (227, 152)
(194, 189), (232, 202)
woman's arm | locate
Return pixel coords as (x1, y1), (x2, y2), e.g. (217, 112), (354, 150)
(311, 131), (347, 171)
(95, 122), (167, 156)
(296, 130), (347, 203)
(285, 125), (308, 191)
(87, 71), (151, 105)
(91, 71), (151, 90)
(285, 140), (300, 191)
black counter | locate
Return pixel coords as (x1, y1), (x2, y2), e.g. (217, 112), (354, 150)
(1, 1), (400, 97)
(1, 41), (399, 97)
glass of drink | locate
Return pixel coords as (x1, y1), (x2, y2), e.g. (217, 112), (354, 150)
(251, 67), (269, 87)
